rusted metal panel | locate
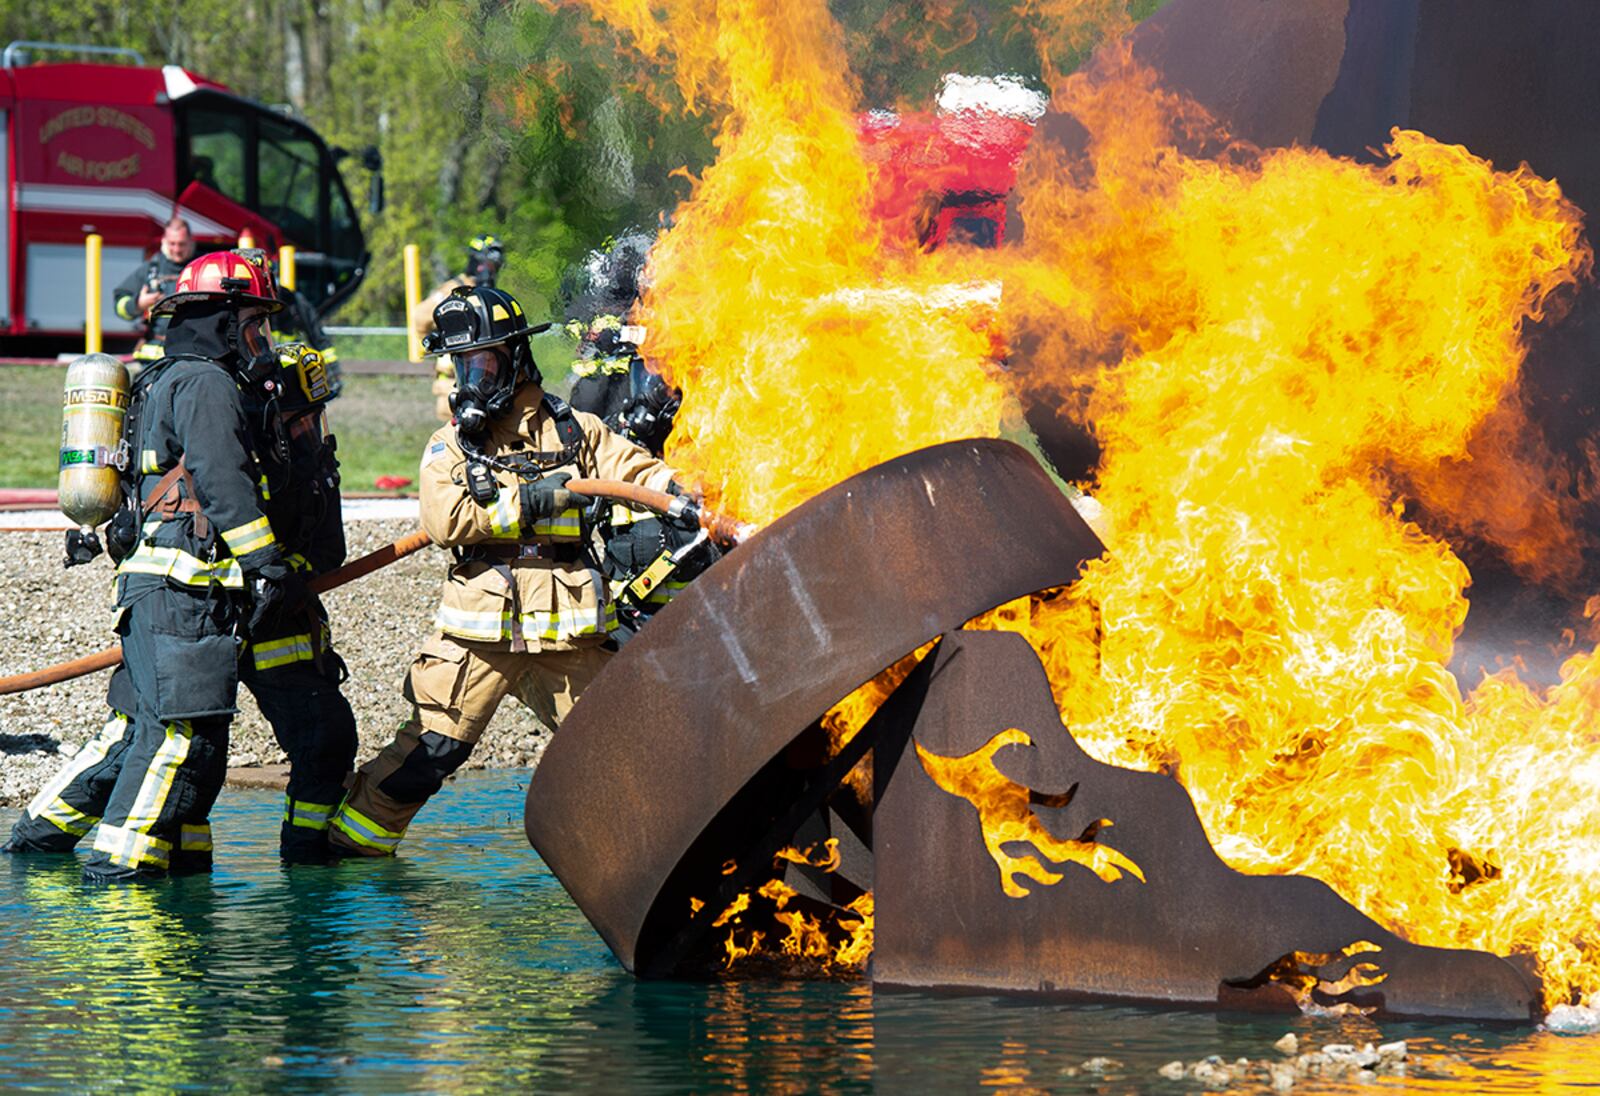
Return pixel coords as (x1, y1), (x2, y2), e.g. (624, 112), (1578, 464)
(524, 439), (1105, 976)
(873, 630), (1541, 1022)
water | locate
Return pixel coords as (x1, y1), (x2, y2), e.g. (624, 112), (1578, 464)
(2, 773), (1597, 1093)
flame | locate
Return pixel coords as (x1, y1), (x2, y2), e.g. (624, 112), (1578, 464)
(774, 839), (841, 873)
(564, 0), (1015, 525)
(917, 729), (1144, 897)
(700, 848), (875, 975)
(573, 0), (1600, 1006)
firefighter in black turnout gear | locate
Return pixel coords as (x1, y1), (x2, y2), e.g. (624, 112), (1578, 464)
(237, 341), (357, 860)
(562, 231), (714, 643)
(112, 216), (196, 367)
(5, 341), (357, 865)
(79, 249), (301, 881)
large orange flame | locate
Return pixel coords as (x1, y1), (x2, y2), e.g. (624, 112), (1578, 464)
(569, 0), (1600, 1006)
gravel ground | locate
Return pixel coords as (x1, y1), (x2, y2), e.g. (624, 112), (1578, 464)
(0, 518), (551, 809)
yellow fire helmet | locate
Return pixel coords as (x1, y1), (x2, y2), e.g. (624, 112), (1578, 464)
(274, 342), (333, 406)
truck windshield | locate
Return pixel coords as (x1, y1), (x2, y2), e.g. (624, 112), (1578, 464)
(185, 108), (248, 206)
(176, 92), (368, 314)
(257, 115), (320, 242)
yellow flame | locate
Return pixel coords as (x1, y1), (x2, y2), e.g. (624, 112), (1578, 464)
(774, 839), (841, 873)
(917, 729), (1144, 897)
(575, 0), (1600, 1006)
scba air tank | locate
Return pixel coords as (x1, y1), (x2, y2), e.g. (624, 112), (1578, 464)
(58, 352), (131, 530)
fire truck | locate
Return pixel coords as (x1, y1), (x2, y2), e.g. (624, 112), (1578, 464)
(0, 41), (376, 354)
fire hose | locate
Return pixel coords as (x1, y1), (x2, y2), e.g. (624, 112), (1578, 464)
(0, 479), (747, 697)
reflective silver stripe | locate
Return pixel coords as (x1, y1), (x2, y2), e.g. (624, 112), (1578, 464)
(435, 602), (619, 644)
(531, 508), (582, 539)
(284, 796), (335, 830)
(24, 711), (128, 832)
(123, 721), (193, 835)
(179, 823), (213, 851)
(92, 823), (172, 869)
(221, 516), (275, 556)
(251, 633), (314, 671)
(489, 485), (520, 538)
(117, 545), (245, 588)
(329, 804), (403, 851)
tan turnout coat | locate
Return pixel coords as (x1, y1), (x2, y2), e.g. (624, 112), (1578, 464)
(418, 383), (676, 652)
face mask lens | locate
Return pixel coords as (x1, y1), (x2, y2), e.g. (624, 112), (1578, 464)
(239, 315), (272, 361)
(456, 348), (506, 394)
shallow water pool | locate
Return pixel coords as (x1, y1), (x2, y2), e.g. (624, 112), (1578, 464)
(2, 773), (1595, 1092)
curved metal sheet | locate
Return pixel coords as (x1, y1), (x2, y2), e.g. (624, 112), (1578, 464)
(525, 439), (1105, 974)
(874, 630), (1540, 1022)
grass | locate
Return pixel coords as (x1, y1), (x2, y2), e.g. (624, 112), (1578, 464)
(0, 367), (67, 489)
(0, 366), (442, 491)
(0, 332), (582, 491)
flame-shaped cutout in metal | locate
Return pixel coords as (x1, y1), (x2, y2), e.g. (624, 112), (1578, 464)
(915, 731), (1144, 898)
(874, 630), (1541, 1022)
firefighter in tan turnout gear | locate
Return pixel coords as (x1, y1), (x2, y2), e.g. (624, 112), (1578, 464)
(411, 234), (505, 422)
(329, 285), (679, 856)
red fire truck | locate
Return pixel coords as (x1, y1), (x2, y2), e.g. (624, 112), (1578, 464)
(0, 41), (375, 354)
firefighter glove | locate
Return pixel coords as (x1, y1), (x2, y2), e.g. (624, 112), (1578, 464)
(248, 562), (310, 636)
(519, 472), (591, 525)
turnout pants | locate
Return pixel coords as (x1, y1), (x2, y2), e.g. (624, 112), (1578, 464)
(9, 600), (356, 864)
(239, 609), (358, 862)
(82, 589), (238, 882)
(329, 634), (608, 856)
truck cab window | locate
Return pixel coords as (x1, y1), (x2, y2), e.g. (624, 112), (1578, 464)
(184, 109), (248, 204)
(257, 116), (321, 242)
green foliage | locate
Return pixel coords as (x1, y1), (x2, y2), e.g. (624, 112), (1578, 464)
(0, 1), (1165, 329)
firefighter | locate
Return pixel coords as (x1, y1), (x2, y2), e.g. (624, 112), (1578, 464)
(4, 344), (357, 865)
(112, 216), (196, 368)
(81, 248), (303, 882)
(327, 285), (681, 857)
(561, 232), (710, 643)
(562, 230), (655, 424)
(235, 342), (358, 860)
(412, 234), (505, 422)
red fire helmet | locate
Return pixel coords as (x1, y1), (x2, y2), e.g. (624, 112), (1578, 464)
(152, 249), (284, 317)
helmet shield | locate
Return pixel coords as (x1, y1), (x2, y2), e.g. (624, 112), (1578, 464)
(454, 347), (510, 397)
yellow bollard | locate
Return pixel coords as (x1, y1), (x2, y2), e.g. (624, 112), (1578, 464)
(84, 234), (103, 355)
(278, 245), (297, 292)
(403, 243), (423, 363)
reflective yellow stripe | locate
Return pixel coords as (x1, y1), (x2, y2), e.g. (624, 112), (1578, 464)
(435, 602), (618, 644)
(646, 579), (691, 606)
(132, 342), (166, 361)
(117, 545), (245, 588)
(609, 502), (655, 527)
(284, 796), (335, 831)
(489, 485), (520, 538)
(251, 633), (314, 671)
(116, 296), (138, 321)
(222, 516), (276, 556)
(531, 508), (582, 540)
(179, 823), (213, 852)
(92, 824), (171, 869)
(37, 797), (96, 836)
(330, 803), (404, 852)
(141, 449), (161, 474)
(24, 711), (128, 834)
(124, 721), (192, 835)
(319, 345), (339, 364)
